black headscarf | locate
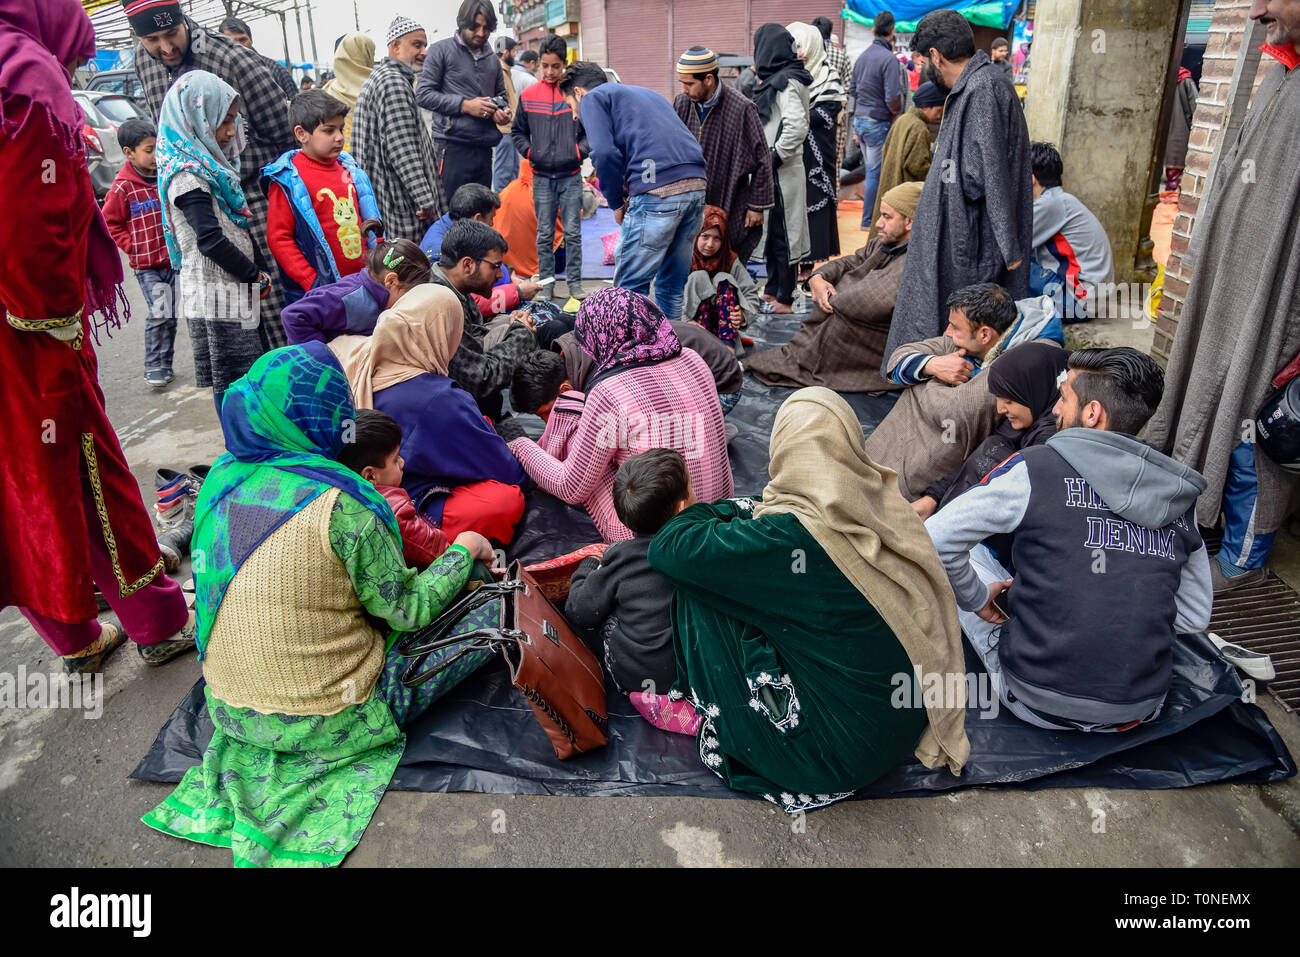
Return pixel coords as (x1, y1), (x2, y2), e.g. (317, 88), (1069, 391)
(987, 342), (1071, 446)
(751, 23), (812, 123)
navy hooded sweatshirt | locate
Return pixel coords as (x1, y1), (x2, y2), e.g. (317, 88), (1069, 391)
(926, 428), (1214, 726)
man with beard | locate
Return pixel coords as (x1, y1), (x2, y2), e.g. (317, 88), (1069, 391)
(419, 0), (510, 200)
(431, 220), (537, 422)
(746, 181), (919, 392)
(881, 8), (1032, 374)
(674, 45), (773, 264)
(926, 348), (1212, 731)
(128, 0), (296, 345)
(351, 15), (445, 243)
(1146, 0), (1300, 592)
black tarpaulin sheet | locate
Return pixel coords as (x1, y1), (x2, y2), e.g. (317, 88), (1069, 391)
(131, 632), (1294, 797)
(130, 312), (1296, 798)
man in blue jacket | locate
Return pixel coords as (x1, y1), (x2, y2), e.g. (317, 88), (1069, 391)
(417, 0), (509, 201)
(559, 62), (707, 322)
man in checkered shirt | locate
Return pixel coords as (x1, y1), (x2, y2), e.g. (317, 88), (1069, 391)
(126, 0), (296, 346)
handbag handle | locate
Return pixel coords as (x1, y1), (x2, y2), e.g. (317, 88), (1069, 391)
(400, 632), (500, 688)
(397, 579), (521, 657)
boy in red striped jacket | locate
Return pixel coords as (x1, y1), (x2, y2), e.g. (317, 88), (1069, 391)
(102, 118), (178, 389)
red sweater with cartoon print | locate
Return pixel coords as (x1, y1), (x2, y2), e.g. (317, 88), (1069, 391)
(267, 152), (369, 291)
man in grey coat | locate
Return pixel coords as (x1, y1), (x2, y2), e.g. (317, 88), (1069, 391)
(881, 9), (1032, 374)
(1145, 2), (1300, 592)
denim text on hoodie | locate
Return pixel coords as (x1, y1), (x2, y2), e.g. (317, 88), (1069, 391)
(925, 428), (1213, 726)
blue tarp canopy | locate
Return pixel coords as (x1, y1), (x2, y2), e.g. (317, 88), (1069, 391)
(845, 0), (1020, 31)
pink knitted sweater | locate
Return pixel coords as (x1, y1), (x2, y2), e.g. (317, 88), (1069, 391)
(509, 350), (733, 541)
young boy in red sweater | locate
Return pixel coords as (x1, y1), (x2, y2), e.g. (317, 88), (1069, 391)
(102, 118), (177, 389)
(262, 90), (383, 304)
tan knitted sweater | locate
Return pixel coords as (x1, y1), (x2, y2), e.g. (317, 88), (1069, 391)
(202, 488), (386, 716)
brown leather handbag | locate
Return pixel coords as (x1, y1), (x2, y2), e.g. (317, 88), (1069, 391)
(398, 561), (608, 760)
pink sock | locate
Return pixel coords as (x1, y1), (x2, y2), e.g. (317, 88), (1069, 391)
(631, 692), (702, 736)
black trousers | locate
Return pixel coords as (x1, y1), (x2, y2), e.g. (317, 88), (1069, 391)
(764, 182), (797, 306)
(438, 141), (493, 202)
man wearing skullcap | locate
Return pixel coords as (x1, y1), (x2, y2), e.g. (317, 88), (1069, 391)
(868, 80), (945, 237)
(128, 0), (296, 344)
(747, 182), (920, 393)
(674, 45), (774, 264)
(351, 16), (446, 242)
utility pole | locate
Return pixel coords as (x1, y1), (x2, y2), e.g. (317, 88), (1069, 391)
(353, 1), (360, 31)
(279, 11), (291, 71)
(294, 1), (308, 73)
(304, 2), (321, 75)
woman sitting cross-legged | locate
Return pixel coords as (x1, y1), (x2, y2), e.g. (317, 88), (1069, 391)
(330, 283), (528, 544)
(141, 342), (498, 867)
(507, 286), (734, 542)
(911, 341), (1070, 520)
(641, 387), (970, 813)
(681, 206), (760, 349)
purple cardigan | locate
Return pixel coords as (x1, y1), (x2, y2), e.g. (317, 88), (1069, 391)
(280, 270), (390, 345)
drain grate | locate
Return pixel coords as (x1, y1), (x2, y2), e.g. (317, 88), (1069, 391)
(1208, 571), (1300, 712)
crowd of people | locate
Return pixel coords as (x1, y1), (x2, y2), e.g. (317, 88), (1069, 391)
(1, 0), (1297, 867)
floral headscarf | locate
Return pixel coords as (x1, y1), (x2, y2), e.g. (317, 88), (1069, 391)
(157, 70), (250, 269)
(574, 286), (682, 381)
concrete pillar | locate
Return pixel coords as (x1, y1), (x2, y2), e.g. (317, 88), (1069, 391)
(1023, 0), (1182, 286)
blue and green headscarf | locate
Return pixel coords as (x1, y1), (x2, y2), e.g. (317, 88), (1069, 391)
(191, 341), (399, 659)
(156, 69), (251, 270)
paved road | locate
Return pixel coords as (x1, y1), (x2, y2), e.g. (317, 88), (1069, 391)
(1, 253), (1298, 867)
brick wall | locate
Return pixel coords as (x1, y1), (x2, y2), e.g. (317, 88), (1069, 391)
(1153, 0), (1265, 361)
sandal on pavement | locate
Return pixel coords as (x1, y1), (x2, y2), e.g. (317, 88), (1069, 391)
(63, 620), (127, 675)
(137, 611), (198, 667)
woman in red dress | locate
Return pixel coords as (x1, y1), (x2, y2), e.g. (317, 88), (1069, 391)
(0, 0), (194, 672)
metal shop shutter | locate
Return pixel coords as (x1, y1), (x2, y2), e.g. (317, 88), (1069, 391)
(606, 0), (673, 98)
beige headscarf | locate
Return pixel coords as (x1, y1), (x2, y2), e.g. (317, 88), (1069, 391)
(328, 284), (463, 410)
(787, 21), (846, 106)
(752, 387), (970, 775)
(323, 33), (376, 111)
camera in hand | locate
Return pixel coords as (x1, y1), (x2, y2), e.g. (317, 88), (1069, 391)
(487, 95), (509, 111)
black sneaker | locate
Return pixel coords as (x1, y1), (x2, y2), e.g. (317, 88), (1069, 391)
(144, 368), (174, 389)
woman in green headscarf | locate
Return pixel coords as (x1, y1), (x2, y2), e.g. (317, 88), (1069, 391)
(142, 341), (496, 867)
(645, 387), (971, 813)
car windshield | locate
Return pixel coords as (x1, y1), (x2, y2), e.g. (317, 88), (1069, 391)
(95, 96), (144, 125)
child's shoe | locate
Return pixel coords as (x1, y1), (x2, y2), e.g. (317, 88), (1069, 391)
(631, 691), (703, 736)
(144, 368), (174, 389)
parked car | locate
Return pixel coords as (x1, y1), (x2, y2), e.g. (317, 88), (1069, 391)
(84, 68), (148, 108)
(72, 90), (138, 201)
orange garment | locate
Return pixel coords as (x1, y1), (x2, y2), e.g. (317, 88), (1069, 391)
(497, 159), (563, 278)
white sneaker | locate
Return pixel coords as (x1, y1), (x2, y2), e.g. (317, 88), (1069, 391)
(1207, 633), (1276, 681)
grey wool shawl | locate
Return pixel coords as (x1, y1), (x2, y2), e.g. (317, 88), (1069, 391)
(1145, 59), (1300, 534)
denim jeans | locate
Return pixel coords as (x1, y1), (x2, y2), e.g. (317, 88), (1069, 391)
(613, 189), (706, 322)
(492, 130), (520, 192)
(135, 267), (178, 373)
(854, 116), (892, 228)
(534, 171), (584, 288)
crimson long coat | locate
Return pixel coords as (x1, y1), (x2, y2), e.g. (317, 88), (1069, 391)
(0, 100), (163, 622)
